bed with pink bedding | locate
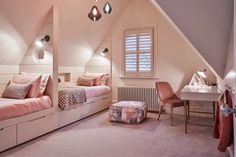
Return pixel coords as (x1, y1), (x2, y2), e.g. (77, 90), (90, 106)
(0, 96), (52, 121)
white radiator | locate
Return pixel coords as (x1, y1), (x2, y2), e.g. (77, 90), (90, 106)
(117, 86), (159, 112)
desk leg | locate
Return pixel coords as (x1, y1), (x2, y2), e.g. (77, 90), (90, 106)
(187, 100), (190, 121)
(184, 101), (187, 134)
(213, 102), (215, 121)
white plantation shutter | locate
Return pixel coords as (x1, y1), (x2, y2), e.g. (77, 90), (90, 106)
(124, 28), (154, 77)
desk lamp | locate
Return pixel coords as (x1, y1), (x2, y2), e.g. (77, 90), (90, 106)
(189, 69), (207, 86)
(196, 69), (207, 85)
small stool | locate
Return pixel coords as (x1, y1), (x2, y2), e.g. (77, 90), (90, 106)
(109, 101), (147, 124)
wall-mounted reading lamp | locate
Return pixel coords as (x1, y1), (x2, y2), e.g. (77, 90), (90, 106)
(100, 48), (108, 56)
(34, 35), (50, 61)
(35, 35), (50, 48)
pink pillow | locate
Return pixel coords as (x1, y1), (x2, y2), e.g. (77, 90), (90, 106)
(12, 74), (42, 98)
(2, 81), (31, 99)
(82, 73), (108, 86)
(78, 77), (96, 86)
(21, 72), (50, 96)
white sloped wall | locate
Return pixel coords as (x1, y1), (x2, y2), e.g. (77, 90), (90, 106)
(20, 9), (53, 74)
(154, 0), (233, 78)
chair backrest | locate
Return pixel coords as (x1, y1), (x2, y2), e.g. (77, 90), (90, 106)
(156, 81), (176, 101)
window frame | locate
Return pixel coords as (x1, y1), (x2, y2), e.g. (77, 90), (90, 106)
(123, 27), (154, 78)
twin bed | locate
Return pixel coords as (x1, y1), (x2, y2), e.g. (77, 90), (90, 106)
(0, 96), (52, 121)
(0, 72), (111, 152)
(58, 83), (110, 110)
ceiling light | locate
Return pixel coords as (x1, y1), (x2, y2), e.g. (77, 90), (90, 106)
(88, 6), (102, 21)
(103, 2), (112, 14)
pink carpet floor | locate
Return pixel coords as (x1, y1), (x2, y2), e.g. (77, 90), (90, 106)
(0, 111), (229, 157)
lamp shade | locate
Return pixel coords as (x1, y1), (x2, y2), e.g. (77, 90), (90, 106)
(103, 2), (112, 14)
(197, 69), (207, 78)
(38, 49), (45, 60)
(35, 40), (43, 48)
(88, 6), (102, 21)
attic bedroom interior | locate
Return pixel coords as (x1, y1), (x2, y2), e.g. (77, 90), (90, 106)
(0, 0), (235, 157)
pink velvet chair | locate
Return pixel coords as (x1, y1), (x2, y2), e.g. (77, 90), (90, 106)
(156, 81), (188, 126)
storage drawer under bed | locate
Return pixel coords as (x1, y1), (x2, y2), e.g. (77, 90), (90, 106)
(58, 105), (82, 128)
(17, 113), (58, 144)
(0, 125), (17, 152)
(82, 95), (111, 118)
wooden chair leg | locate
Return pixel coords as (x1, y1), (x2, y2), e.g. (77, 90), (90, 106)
(170, 106), (173, 126)
(187, 101), (190, 120)
(184, 101), (188, 134)
(158, 105), (163, 120)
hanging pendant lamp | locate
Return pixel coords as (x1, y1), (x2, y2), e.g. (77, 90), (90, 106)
(88, 5), (102, 21)
(103, 2), (112, 14)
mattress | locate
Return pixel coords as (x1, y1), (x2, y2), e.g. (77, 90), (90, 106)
(0, 96), (52, 121)
(58, 83), (110, 110)
(77, 85), (110, 98)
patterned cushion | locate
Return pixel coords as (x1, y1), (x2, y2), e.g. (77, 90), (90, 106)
(12, 74), (42, 98)
(109, 101), (147, 124)
(2, 81), (31, 99)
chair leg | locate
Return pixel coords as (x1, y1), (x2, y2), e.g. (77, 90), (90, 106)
(158, 105), (163, 120)
(184, 101), (188, 134)
(187, 101), (190, 121)
(170, 106), (173, 126)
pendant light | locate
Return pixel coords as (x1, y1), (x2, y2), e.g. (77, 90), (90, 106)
(103, 2), (112, 14)
(88, 5), (102, 21)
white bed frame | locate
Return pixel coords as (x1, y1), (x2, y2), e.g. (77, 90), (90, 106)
(0, 83), (111, 152)
(58, 93), (111, 128)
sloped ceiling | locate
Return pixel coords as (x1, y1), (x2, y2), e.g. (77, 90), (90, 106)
(57, 0), (130, 67)
(154, 0), (233, 78)
(0, 0), (53, 65)
(0, 0), (130, 66)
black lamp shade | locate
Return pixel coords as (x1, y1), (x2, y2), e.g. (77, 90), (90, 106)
(103, 2), (112, 14)
(88, 6), (102, 21)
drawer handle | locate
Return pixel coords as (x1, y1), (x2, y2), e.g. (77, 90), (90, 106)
(0, 128), (4, 131)
(88, 101), (95, 104)
(28, 116), (46, 122)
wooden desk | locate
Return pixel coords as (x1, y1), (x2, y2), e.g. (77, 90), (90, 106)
(180, 85), (221, 133)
